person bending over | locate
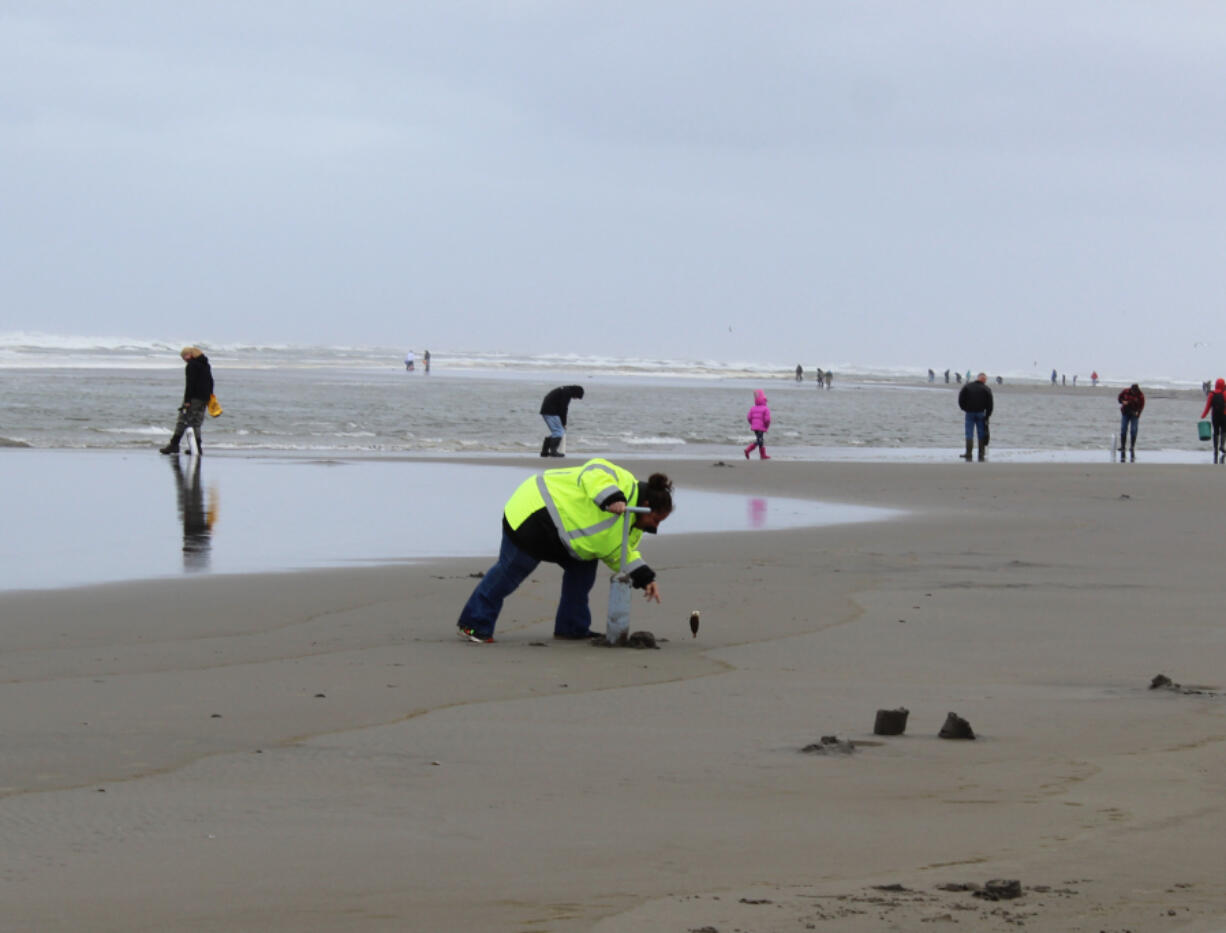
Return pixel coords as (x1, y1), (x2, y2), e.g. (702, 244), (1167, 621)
(538, 384), (584, 457)
(456, 459), (672, 642)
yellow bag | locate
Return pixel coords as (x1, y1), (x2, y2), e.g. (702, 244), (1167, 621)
(207, 394), (223, 418)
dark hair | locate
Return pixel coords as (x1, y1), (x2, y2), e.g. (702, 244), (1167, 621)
(639, 473), (674, 514)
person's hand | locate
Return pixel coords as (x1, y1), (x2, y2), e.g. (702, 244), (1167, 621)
(642, 581), (661, 603)
(606, 501), (626, 515)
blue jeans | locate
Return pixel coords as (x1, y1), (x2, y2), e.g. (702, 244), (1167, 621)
(542, 414), (565, 439)
(964, 411), (987, 442)
(1120, 412), (1139, 446)
(457, 527), (599, 638)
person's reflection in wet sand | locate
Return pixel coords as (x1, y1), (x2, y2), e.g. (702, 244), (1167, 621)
(170, 457), (214, 571)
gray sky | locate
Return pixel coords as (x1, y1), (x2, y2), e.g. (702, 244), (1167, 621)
(4, 2), (1225, 378)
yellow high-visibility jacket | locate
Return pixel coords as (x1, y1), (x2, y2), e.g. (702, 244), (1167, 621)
(504, 458), (646, 574)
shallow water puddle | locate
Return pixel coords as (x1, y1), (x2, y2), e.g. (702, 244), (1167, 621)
(0, 452), (898, 591)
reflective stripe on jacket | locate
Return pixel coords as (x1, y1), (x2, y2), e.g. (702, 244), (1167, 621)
(503, 458), (645, 573)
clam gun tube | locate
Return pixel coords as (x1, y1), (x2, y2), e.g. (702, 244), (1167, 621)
(605, 506), (651, 645)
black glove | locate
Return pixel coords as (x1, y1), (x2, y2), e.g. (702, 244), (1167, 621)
(629, 565), (656, 589)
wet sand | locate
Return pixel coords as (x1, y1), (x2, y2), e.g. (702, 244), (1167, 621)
(2, 458), (1225, 932)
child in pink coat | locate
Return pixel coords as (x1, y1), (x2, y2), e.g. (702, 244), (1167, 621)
(744, 389), (772, 460)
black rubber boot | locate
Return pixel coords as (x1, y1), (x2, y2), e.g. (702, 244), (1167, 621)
(977, 440), (986, 462)
(540, 437), (552, 457)
(1130, 444), (1135, 462)
(160, 429), (184, 455)
(961, 440), (973, 461)
(192, 426), (203, 456)
(548, 436), (565, 457)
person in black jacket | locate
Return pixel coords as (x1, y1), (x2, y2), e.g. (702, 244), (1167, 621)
(957, 372), (994, 462)
(538, 385), (584, 458)
(160, 346), (214, 455)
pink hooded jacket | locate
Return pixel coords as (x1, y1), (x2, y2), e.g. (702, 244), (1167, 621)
(747, 390), (771, 432)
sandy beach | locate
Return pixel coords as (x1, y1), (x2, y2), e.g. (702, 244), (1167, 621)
(2, 457), (1225, 932)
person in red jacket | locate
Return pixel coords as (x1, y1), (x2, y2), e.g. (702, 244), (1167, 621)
(1116, 383), (1145, 462)
(1201, 378), (1226, 463)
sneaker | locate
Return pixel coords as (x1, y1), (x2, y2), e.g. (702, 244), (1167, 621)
(456, 625), (494, 644)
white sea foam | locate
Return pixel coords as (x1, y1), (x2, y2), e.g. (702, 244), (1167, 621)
(620, 435), (687, 446)
(1, 330), (1205, 388)
(98, 425), (171, 436)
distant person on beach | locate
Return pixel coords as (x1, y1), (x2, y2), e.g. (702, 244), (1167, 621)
(1091, 371), (1099, 386)
(955, 371), (962, 384)
(816, 368), (825, 388)
(423, 350), (431, 373)
(1062, 374), (1067, 386)
(1073, 375), (1078, 386)
(1117, 383), (1145, 462)
(795, 364), (803, 382)
(404, 350), (415, 372)
(995, 375), (1003, 385)
(1051, 369), (1057, 385)
(958, 372), (994, 462)
(1200, 378), (1226, 463)
(159, 347), (214, 456)
(743, 389), (772, 460)
(539, 385), (584, 458)
(928, 369), (935, 383)
(824, 369), (833, 389)
(944, 369), (950, 384)
(456, 459), (673, 643)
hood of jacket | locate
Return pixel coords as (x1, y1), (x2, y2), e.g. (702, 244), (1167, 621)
(1216, 378), (1225, 392)
(753, 389), (767, 405)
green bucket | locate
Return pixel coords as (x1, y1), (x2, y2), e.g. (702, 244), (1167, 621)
(1198, 419), (1212, 441)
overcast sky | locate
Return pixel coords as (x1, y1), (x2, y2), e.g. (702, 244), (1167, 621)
(3, 2), (1225, 378)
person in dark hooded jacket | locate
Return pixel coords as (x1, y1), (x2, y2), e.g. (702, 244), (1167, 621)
(1201, 378), (1226, 463)
(160, 347), (214, 455)
(957, 372), (994, 462)
(538, 385), (584, 457)
(1117, 383), (1145, 462)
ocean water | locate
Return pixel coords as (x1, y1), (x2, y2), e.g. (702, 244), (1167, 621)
(0, 334), (1214, 459)
(0, 336), (1214, 591)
